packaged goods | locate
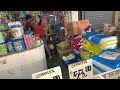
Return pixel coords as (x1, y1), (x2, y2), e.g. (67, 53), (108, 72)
(0, 31), (5, 43)
(0, 42), (8, 55)
(93, 64), (105, 74)
(9, 22), (24, 38)
(23, 31), (34, 49)
(6, 38), (14, 52)
(83, 32), (118, 55)
(13, 37), (25, 52)
(91, 50), (120, 72)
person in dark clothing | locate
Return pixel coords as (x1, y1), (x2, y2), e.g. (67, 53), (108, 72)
(24, 14), (34, 31)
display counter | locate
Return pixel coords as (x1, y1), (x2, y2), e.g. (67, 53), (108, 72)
(0, 42), (47, 79)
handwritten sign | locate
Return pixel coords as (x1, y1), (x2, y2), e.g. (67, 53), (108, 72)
(68, 59), (93, 79)
(32, 66), (63, 79)
(100, 68), (120, 79)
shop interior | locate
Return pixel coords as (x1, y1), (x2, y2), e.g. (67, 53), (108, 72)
(0, 11), (120, 79)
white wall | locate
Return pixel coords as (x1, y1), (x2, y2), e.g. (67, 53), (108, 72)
(71, 11), (78, 21)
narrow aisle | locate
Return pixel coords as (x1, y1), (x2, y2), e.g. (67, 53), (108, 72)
(46, 54), (69, 79)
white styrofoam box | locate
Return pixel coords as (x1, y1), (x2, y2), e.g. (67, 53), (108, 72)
(0, 44), (47, 79)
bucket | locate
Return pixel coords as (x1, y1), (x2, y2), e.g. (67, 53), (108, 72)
(13, 37), (25, 52)
(0, 31), (5, 43)
(0, 42), (8, 55)
(6, 38), (14, 52)
(11, 25), (24, 38)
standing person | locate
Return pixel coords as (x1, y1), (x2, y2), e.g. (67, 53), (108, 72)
(24, 14), (34, 32)
(34, 15), (52, 60)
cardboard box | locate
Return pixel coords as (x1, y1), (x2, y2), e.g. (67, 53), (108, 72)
(66, 21), (81, 36)
(113, 30), (120, 47)
(103, 23), (116, 35)
(57, 41), (71, 52)
(57, 48), (73, 58)
(66, 19), (90, 36)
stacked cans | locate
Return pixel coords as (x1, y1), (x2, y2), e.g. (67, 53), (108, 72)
(23, 31), (34, 49)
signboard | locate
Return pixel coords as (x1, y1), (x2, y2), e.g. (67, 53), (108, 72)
(68, 59), (93, 79)
(100, 68), (120, 79)
(32, 66), (63, 79)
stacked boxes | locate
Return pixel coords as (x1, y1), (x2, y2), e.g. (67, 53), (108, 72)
(23, 34), (34, 49)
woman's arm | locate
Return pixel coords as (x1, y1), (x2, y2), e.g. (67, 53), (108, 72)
(42, 23), (48, 40)
(44, 25), (48, 40)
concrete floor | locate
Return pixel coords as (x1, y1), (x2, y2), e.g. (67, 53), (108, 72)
(46, 53), (69, 79)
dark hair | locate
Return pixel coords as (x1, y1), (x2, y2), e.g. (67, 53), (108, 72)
(36, 15), (42, 26)
(25, 14), (32, 20)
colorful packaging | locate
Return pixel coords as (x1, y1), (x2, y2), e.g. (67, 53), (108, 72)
(13, 38), (25, 52)
(83, 39), (103, 55)
(68, 35), (83, 55)
(0, 31), (5, 43)
(0, 42), (8, 55)
(83, 32), (118, 55)
(9, 22), (24, 38)
(80, 48), (92, 60)
(6, 38), (14, 52)
(23, 34), (34, 49)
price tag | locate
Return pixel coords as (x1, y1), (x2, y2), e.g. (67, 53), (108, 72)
(32, 66), (63, 79)
(100, 68), (120, 79)
(68, 59), (93, 79)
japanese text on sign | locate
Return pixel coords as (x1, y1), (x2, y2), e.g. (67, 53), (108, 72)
(32, 66), (63, 79)
(68, 59), (93, 79)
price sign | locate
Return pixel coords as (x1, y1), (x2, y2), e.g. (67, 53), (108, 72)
(100, 68), (120, 79)
(68, 59), (93, 79)
(32, 66), (63, 79)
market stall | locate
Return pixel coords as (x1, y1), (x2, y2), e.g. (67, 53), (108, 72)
(0, 13), (48, 79)
(0, 42), (47, 79)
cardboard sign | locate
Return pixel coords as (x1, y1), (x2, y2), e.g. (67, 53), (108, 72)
(100, 68), (120, 79)
(68, 59), (93, 79)
(93, 75), (105, 79)
(32, 66), (63, 79)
